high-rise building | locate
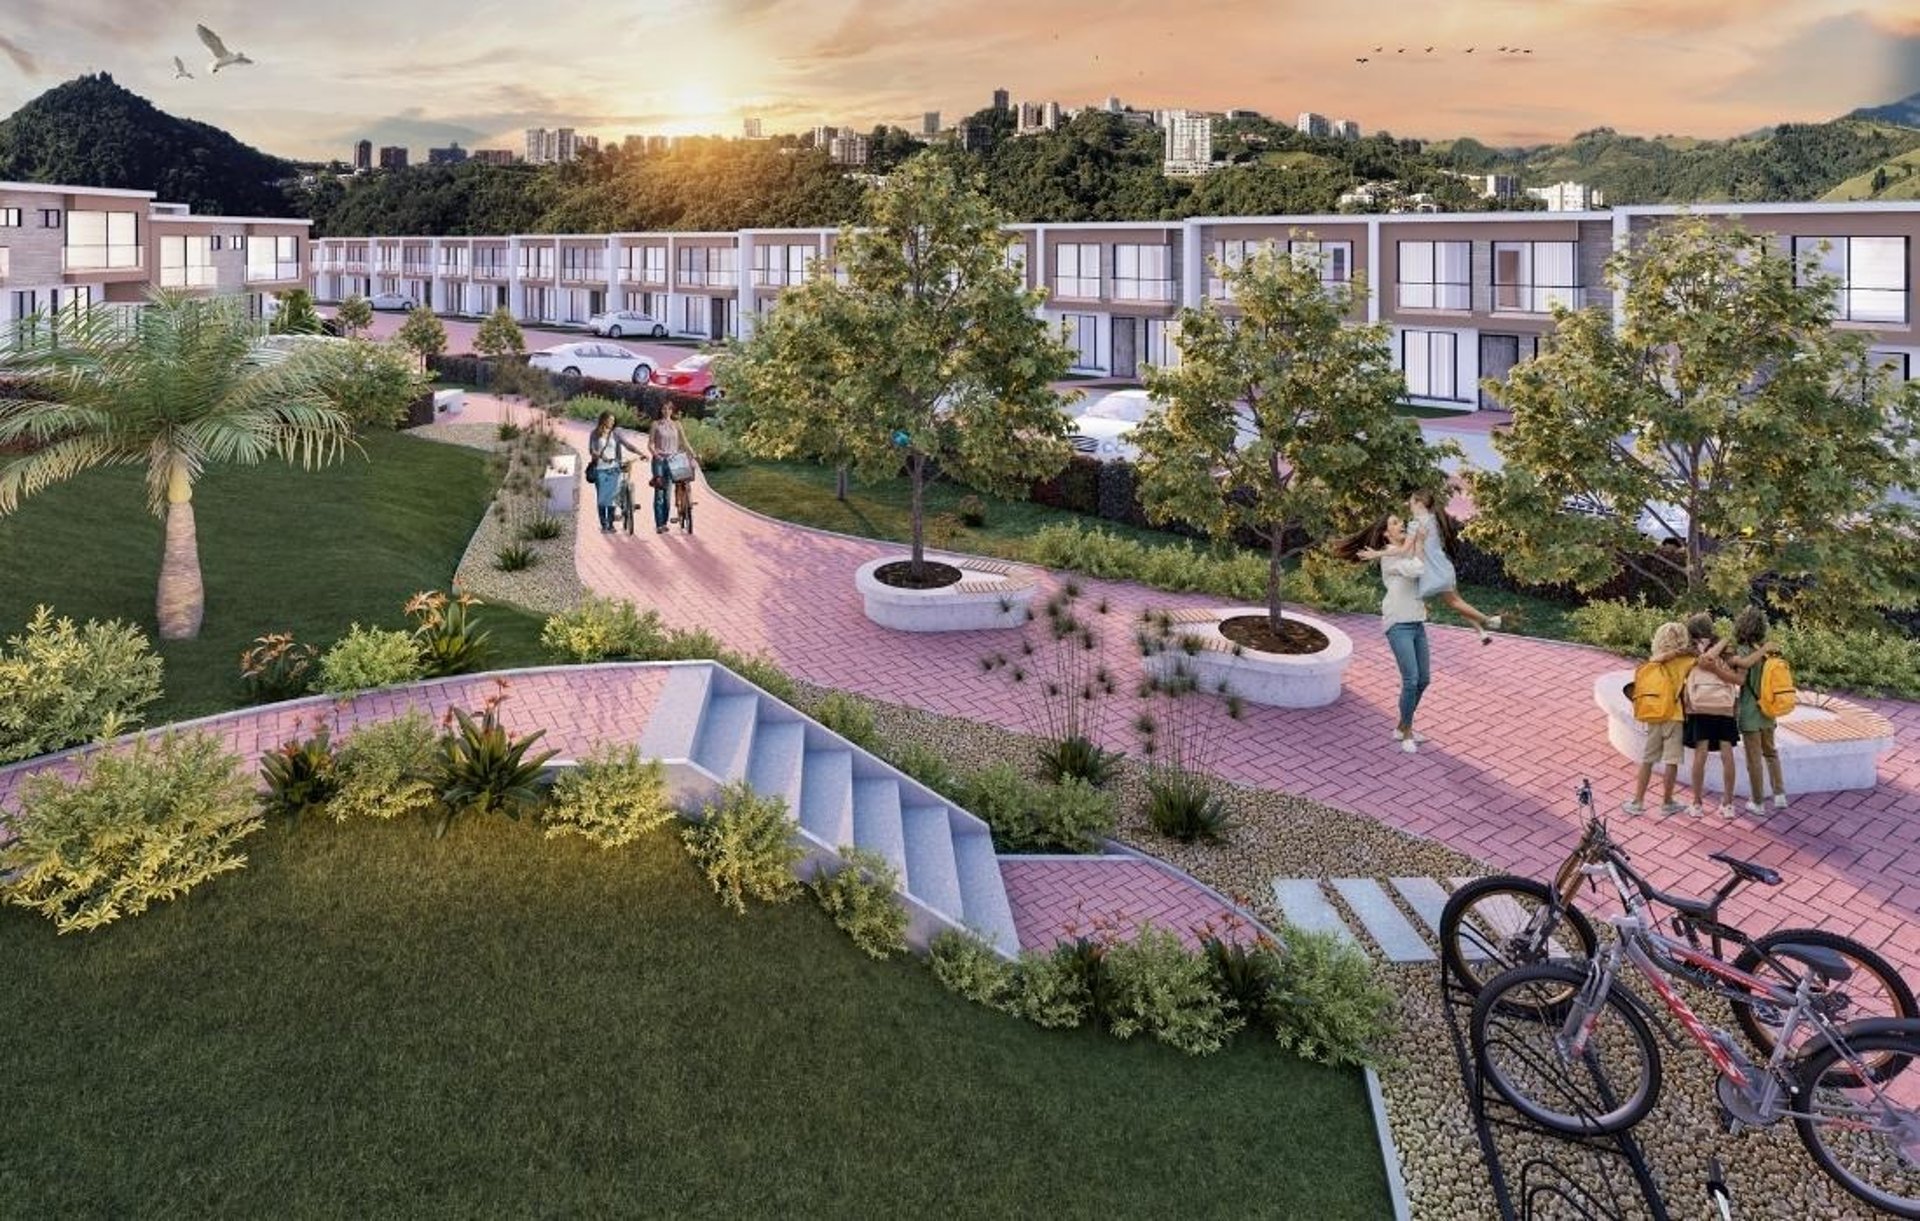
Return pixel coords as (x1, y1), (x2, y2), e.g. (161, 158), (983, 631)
(1526, 181), (1605, 211)
(1161, 110), (1214, 177)
(827, 129), (869, 166)
(1105, 95), (1123, 114)
(353, 139), (372, 173)
(377, 145), (408, 170)
(1224, 108), (1262, 121)
(1297, 112), (1331, 138)
(1333, 118), (1361, 140)
(469, 149), (515, 165)
(523, 127), (581, 165)
(811, 124), (837, 150)
(578, 134), (599, 155)
(922, 111), (940, 136)
(1044, 101), (1061, 129)
(992, 88), (1010, 112)
(427, 143), (468, 165)
(1482, 174), (1519, 201)
(742, 117), (764, 139)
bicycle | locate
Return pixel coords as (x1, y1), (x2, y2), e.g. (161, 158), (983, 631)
(615, 461), (636, 535)
(1439, 781), (1916, 1068)
(1468, 834), (1920, 1217)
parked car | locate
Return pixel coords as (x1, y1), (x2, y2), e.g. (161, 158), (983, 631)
(588, 309), (668, 339)
(650, 353), (722, 400)
(528, 341), (656, 383)
(368, 291), (415, 311)
(1067, 389), (1256, 463)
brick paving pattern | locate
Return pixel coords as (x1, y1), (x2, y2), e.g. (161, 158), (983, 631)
(1000, 857), (1263, 951)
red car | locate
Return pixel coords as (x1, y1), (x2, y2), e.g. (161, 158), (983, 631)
(649, 353), (722, 401)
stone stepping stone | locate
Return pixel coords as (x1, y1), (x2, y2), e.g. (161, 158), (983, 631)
(1390, 876), (1452, 938)
(1331, 878), (1434, 964)
(1271, 879), (1358, 948)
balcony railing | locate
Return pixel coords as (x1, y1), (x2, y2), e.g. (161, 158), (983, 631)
(1111, 278), (1173, 303)
(559, 264), (605, 283)
(438, 263), (469, 277)
(245, 260), (303, 283)
(160, 266), (218, 289)
(401, 261), (431, 277)
(620, 264), (666, 284)
(473, 264), (509, 280)
(1052, 276), (1101, 300)
(1493, 284), (1584, 314)
(516, 265), (557, 281)
(62, 245), (145, 272)
(1396, 283), (1472, 311)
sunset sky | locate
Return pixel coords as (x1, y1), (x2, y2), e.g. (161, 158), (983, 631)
(2, 0), (1919, 160)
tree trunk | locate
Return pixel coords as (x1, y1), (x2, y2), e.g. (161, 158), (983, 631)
(835, 463), (848, 501)
(1267, 525), (1286, 633)
(908, 453), (926, 578)
(156, 464), (204, 640)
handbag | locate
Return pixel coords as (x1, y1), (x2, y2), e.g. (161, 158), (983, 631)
(667, 451), (695, 483)
(1683, 662), (1739, 716)
(648, 475), (666, 491)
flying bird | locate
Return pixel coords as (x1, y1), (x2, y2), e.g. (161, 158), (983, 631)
(1355, 57), (1369, 63)
(1373, 45), (1383, 52)
(172, 56), (193, 79)
(196, 24), (253, 73)
(1463, 47), (1474, 53)
(1424, 46), (1434, 52)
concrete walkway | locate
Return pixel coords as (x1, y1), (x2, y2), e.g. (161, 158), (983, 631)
(480, 396), (1920, 973)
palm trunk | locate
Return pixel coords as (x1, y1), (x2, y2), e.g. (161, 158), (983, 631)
(157, 465), (204, 640)
(1266, 524), (1286, 633)
(908, 453), (925, 578)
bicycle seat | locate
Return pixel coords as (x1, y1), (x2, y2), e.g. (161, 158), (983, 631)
(1708, 851), (1782, 887)
(1768, 940), (1855, 984)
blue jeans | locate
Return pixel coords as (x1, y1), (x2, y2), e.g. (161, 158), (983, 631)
(1385, 622), (1431, 730)
(651, 455), (673, 528)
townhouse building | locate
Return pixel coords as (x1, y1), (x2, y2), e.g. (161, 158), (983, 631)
(308, 201), (1920, 410)
(1, 180), (310, 334)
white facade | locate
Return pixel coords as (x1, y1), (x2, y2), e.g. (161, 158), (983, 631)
(1334, 119), (1361, 140)
(1297, 112), (1331, 138)
(523, 127), (580, 165)
(1527, 181), (1605, 212)
(1161, 110), (1215, 177)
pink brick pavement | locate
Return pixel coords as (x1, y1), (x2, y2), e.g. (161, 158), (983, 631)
(505, 398), (1920, 973)
(1001, 857), (1267, 951)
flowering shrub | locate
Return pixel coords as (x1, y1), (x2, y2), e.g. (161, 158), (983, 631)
(407, 589), (491, 678)
(0, 606), (164, 765)
(432, 683), (557, 837)
(258, 721), (340, 824)
(333, 712), (440, 823)
(544, 744), (673, 848)
(239, 632), (319, 702)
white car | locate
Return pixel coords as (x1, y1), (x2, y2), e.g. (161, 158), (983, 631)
(528, 341), (655, 383)
(368, 291), (415, 311)
(1067, 389), (1256, 462)
(588, 309), (668, 339)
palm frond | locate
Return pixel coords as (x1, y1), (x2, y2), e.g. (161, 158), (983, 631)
(0, 432), (133, 513)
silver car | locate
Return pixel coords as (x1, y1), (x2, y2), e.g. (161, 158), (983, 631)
(588, 309), (668, 339)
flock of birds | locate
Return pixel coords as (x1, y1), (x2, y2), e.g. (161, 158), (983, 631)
(1354, 45), (1535, 64)
(170, 24), (252, 80)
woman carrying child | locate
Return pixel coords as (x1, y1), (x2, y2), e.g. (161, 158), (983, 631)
(1373, 489), (1505, 644)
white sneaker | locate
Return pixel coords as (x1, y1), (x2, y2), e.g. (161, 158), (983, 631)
(1743, 801), (1767, 819)
(1484, 615), (1503, 632)
(1392, 730), (1428, 744)
(1620, 800), (1645, 817)
(1772, 794), (1790, 811)
(1687, 803), (1706, 819)
(1400, 737), (1418, 754)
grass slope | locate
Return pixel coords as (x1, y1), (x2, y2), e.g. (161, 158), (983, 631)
(1822, 146), (1920, 201)
(0, 430), (549, 722)
(0, 818), (1389, 1219)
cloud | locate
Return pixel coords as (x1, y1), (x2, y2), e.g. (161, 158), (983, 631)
(1710, 13), (1920, 115)
(0, 35), (40, 75)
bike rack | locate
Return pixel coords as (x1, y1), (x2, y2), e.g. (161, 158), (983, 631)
(1441, 959), (1672, 1221)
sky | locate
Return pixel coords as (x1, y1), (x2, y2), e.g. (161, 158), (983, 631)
(2, 0), (1920, 161)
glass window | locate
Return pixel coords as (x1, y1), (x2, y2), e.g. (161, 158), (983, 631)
(1494, 241), (1579, 313)
(1060, 313), (1099, 369)
(159, 234), (215, 287)
(1144, 318), (1179, 369)
(1402, 330), (1460, 400)
(1396, 240), (1470, 310)
(1055, 244), (1100, 298)
(0, 208), (19, 227)
(1795, 236), (1908, 324)
(1288, 239), (1352, 286)
(1208, 238), (1273, 299)
(1112, 244), (1172, 301)
(786, 244), (810, 284)
(64, 210), (139, 270)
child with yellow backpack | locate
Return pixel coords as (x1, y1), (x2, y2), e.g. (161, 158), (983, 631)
(1622, 620), (1695, 817)
(1733, 606), (1796, 817)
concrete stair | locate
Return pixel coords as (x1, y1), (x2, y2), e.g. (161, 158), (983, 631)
(1271, 875), (1485, 965)
(640, 662), (1022, 957)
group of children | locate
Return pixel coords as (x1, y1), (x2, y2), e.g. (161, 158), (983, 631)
(1625, 608), (1797, 819)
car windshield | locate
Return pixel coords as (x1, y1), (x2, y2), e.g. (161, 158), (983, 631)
(1084, 394), (1153, 423)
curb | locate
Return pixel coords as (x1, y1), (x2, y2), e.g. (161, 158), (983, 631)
(1365, 1065), (1415, 1221)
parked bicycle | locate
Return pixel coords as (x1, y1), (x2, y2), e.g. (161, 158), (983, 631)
(1440, 782), (1916, 1068)
(1467, 812), (1920, 1217)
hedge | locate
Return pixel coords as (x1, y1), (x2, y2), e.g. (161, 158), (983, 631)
(427, 355), (706, 422)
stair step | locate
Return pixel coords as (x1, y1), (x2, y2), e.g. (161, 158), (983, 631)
(690, 693), (758, 782)
(1330, 878), (1434, 963)
(900, 805), (963, 917)
(744, 720), (805, 815)
(797, 748), (853, 847)
(636, 664), (714, 762)
(952, 827), (1020, 958)
(1390, 877), (1452, 938)
(851, 777), (909, 880)
(1271, 879), (1358, 947)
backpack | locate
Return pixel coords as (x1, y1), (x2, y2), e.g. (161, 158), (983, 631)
(1684, 662), (1739, 717)
(1631, 659), (1678, 722)
(1756, 655), (1798, 719)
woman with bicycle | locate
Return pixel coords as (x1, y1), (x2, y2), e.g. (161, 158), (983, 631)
(648, 401), (696, 535)
(585, 411), (638, 535)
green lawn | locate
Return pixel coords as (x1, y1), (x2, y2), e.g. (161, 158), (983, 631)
(706, 460), (1578, 641)
(0, 430), (550, 723)
(0, 818), (1390, 1219)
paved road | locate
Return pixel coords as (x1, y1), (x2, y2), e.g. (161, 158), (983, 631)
(327, 308), (696, 373)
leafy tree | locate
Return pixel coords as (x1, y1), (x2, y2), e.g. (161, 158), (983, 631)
(474, 307), (524, 359)
(269, 288), (323, 335)
(0, 292), (357, 639)
(336, 294), (373, 338)
(719, 155), (1074, 578)
(1135, 245), (1443, 630)
(395, 304), (448, 370)
(1470, 219), (1920, 625)
(316, 340), (429, 431)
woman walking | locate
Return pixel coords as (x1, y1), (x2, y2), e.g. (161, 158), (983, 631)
(585, 411), (637, 535)
(1341, 514), (1433, 753)
(648, 401), (694, 535)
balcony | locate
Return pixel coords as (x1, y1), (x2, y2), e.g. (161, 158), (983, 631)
(1111, 278), (1174, 303)
(1051, 276), (1101, 301)
(61, 245), (145, 273)
(1493, 284), (1584, 314)
(160, 266), (219, 289)
(1396, 283), (1472, 311)
(620, 264), (666, 285)
(344, 260), (369, 273)
(401, 261), (432, 277)
(473, 264), (509, 281)
(559, 264), (605, 284)
(244, 260), (303, 284)
(516, 265), (557, 283)
(438, 263), (470, 279)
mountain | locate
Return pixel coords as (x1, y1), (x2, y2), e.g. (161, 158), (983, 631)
(0, 74), (296, 216)
(1851, 90), (1920, 129)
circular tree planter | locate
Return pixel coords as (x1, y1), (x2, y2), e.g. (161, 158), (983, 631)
(855, 555), (1038, 632)
(1143, 607), (1353, 708)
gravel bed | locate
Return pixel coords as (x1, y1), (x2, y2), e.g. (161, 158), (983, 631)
(407, 421), (505, 452)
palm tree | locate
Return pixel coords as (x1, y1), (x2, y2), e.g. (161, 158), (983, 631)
(0, 291), (357, 640)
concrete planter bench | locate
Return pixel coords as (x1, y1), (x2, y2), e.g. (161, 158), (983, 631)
(1142, 607), (1353, 709)
(1592, 668), (1895, 794)
(855, 556), (1038, 632)
(543, 452), (578, 516)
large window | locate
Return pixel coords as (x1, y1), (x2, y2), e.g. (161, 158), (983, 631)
(1793, 236), (1908, 324)
(1054, 243), (1101, 299)
(1112, 244), (1172, 302)
(1402, 330), (1461, 401)
(1288, 239), (1352, 286)
(1059, 313), (1100, 370)
(64, 210), (140, 270)
(1006, 240), (1028, 279)
(620, 245), (665, 283)
(245, 234), (300, 282)
(159, 235), (215, 288)
(1208, 238), (1266, 298)
(439, 246), (469, 276)
(1493, 241), (1579, 313)
(1397, 240), (1471, 310)
(517, 245), (554, 279)
(560, 246), (603, 280)
(1144, 318), (1179, 369)
(473, 248), (507, 278)
(752, 243), (814, 286)
(677, 245), (736, 287)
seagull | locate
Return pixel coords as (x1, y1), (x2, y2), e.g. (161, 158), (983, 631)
(172, 55), (193, 79)
(197, 24), (253, 73)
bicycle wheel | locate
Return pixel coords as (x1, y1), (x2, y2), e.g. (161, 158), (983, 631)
(1794, 1021), (1920, 1219)
(1441, 875), (1599, 999)
(1471, 962), (1663, 1137)
(1734, 928), (1920, 1085)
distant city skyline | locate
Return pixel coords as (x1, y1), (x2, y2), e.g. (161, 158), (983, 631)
(2, 0), (1918, 161)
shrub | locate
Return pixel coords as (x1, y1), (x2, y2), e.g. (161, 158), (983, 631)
(1037, 734), (1119, 788)
(541, 598), (669, 663)
(684, 780), (803, 914)
(544, 744), (673, 848)
(881, 741), (964, 802)
(1262, 922), (1399, 1067)
(520, 515), (565, 542)
(1144, 770), (1234, 844)
(258, 723), (341, 824)
(238, 632), (320, 703)
(0, 607), (164, 765)
(317, 625), (425, 693)
(1024, 523), (1266, 601)
(563, 393), (641, 430)
(1205, 934), (1285, 1019)
(929, 929), (1014, 1008)
(497, 421), (522, 442)
(494, 543), (537, 572)
(956, 494), (987, 528)
(1007, 943), (1095, 1029)
(333, 712), (440, 823)
(961, 764), (1114, 854)
(1566, 598), (1672, 659)
(0, 732), (257, 933)
(810, 845), (910, 960)
(679, 417), (744, 472)
(433, 695), (557, 837)
(1100, 923), (1244, 1055)
(811, 690), (877, 749)
(407, 590), (491, 678)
